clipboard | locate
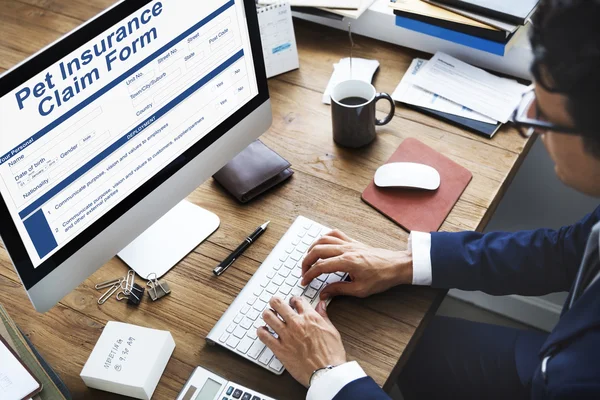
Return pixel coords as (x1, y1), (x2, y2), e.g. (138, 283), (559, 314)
(0, 335), (43, 400)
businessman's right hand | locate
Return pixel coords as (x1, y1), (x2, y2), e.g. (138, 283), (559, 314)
(301, 230), (413, 300)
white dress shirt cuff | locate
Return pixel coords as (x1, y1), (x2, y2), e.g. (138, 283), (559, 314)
(306, 361), (367, 400)
(408, 231), (433, 286)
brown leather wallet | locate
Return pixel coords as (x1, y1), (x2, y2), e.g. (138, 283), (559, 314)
(213, 140), (294, 203)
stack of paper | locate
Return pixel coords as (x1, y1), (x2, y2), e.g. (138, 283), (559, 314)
(258, 0), (377, 19)
(393, 52), (527, 137)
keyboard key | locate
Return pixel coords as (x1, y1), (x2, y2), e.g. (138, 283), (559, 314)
(247, 328), (258, 340)
(220, 332), (230, 343)
(227, 336), (241, 348)
(304, 287), (318, 299)
(227, 323), (236, 333)
(273, 263), (282, 271)
(291, 267), (302, 278)
(247, 308), (260, 320)
(260, 279), (269, 288)
(291, 287), (304, 297)
(284, 258), (296, 269)
(241, 305), (250, 315)
(233, 389), (243, 399)
(272, 275), (285, 286)
(266, 283), (279, 294)
(259, 291), (272, 304)
(310, 280), (323, 291)
(237, 337), (254, 354)
(233, 326), (247, 339)
(278, 268), (291, 278)
(253, 300), (267, 311)
(298, 229), (307, 238)
(303, 221), (313, 230)
(316, 274), (328, 282)
(285, 245), (294, 254)
(279, 253), (288, 262)
(266, 269), (275, 279)
(248, 340), (265, 359)
(308, 226), (321, 237)
(259, 348), (274, 365)
(335, 271), (345, 277)
(269, 357), (284, 373)
(242, 393), (252, 400)
(286, 276), (298, 286)
(253, 287), (264, 296)
(297, 243), (310, 253)
(302, 236), (313, 246)
(326, 274), (344, 284)
(292, 237), (301, 246)
(290, 250), (303, 261)
(246, 296), (257, 306)
(279, 284), (293, 295)
(240, 317), (254, 330)
(298, 280), (307, 289)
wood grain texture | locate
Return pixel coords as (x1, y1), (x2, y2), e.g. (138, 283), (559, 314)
(0, 1), (532, 399)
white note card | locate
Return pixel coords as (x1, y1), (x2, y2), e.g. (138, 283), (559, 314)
(0, 341), (40, 400)
(393, 58), (497, 124)
(323, 58), (380, 104)
(411, 52), (527, 123)
(258, 2), (300, 79)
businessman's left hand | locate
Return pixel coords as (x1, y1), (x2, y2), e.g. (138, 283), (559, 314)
(258, 296), (347, 388)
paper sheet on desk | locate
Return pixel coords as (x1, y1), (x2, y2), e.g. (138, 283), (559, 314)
(0, 340), (40, 400)
(323, 58), (380, 104)
(393, 58), (497, 124)
(411, 52), (527, 123)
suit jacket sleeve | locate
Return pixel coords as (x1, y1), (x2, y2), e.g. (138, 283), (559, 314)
(430, 206), (600, 296)
(332, 377), (392, 400)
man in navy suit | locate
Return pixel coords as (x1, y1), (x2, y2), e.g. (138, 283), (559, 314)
(256, 0), (600, 398)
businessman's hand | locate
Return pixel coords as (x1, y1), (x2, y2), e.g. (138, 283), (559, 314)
(301, 229), (413, 300)
(258, 296), (346, 388)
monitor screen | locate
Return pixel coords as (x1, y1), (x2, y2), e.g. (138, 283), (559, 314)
(0, 0), (266, 288)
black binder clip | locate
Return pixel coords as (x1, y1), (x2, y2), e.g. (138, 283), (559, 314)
(117, 283), (145, 306)
(146, 273), (171, 301)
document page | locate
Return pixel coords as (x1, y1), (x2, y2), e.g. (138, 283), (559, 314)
(0, 340), (40, 400)
(412, 52), (527, 123)
(0, 0), (258, 266)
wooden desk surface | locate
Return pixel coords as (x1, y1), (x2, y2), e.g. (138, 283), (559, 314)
(0, 1), (532, 399)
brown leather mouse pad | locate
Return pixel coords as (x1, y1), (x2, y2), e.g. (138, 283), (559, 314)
(362, 138), (472, 233)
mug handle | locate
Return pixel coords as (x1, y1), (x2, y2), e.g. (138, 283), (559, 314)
(374, 93), (396, 126)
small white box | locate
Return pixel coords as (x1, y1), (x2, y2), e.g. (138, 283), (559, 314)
(81, 322), (176, 400)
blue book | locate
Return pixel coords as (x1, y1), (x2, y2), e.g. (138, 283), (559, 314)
(395, 15), (507, 56)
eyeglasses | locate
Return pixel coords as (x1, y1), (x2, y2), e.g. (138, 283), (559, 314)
(512, 85), (581, 138)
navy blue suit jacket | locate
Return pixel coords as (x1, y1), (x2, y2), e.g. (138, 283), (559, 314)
(335, 206), (600, 400)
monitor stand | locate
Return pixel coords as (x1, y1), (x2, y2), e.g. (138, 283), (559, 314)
(117, 200), (220, 279)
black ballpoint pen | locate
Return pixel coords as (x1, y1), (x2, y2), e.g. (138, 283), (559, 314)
(213, 221), (270, 276)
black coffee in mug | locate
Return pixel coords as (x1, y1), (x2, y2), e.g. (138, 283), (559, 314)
(331, 80), (395, 148)
(340, 97), (368, 106)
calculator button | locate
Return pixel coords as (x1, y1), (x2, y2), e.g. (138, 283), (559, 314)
(251, 396), (261, 400)
(233, 389), (243, 399)
(227, 386), (234, 395)
(242, 393), (252, 400)
(223, 397), (229, 400)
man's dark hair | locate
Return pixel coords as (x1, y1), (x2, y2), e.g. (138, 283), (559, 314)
(531, 0), (600, 156)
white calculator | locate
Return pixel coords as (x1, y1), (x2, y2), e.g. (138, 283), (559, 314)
(177, 366), (277, 400)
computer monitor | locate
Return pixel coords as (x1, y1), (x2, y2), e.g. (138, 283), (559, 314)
(0, 0), (271, 312)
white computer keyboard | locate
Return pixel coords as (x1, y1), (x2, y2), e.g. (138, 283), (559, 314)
(206, 216), (348, 375)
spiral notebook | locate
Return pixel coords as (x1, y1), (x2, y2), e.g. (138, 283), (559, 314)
(257, 2), (300, 78)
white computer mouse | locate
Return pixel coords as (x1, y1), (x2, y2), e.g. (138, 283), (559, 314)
(374, 162), (441, 190)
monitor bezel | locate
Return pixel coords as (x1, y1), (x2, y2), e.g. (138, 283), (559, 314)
(0, 0), (269, 290)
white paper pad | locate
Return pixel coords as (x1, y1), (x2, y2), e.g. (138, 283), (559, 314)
(0, 341), (39, 400)
(411, 52), (527, 123)
(258, 0), (360, 9)
(323, 58), (380, 104)
(393, 58), (497, 124)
